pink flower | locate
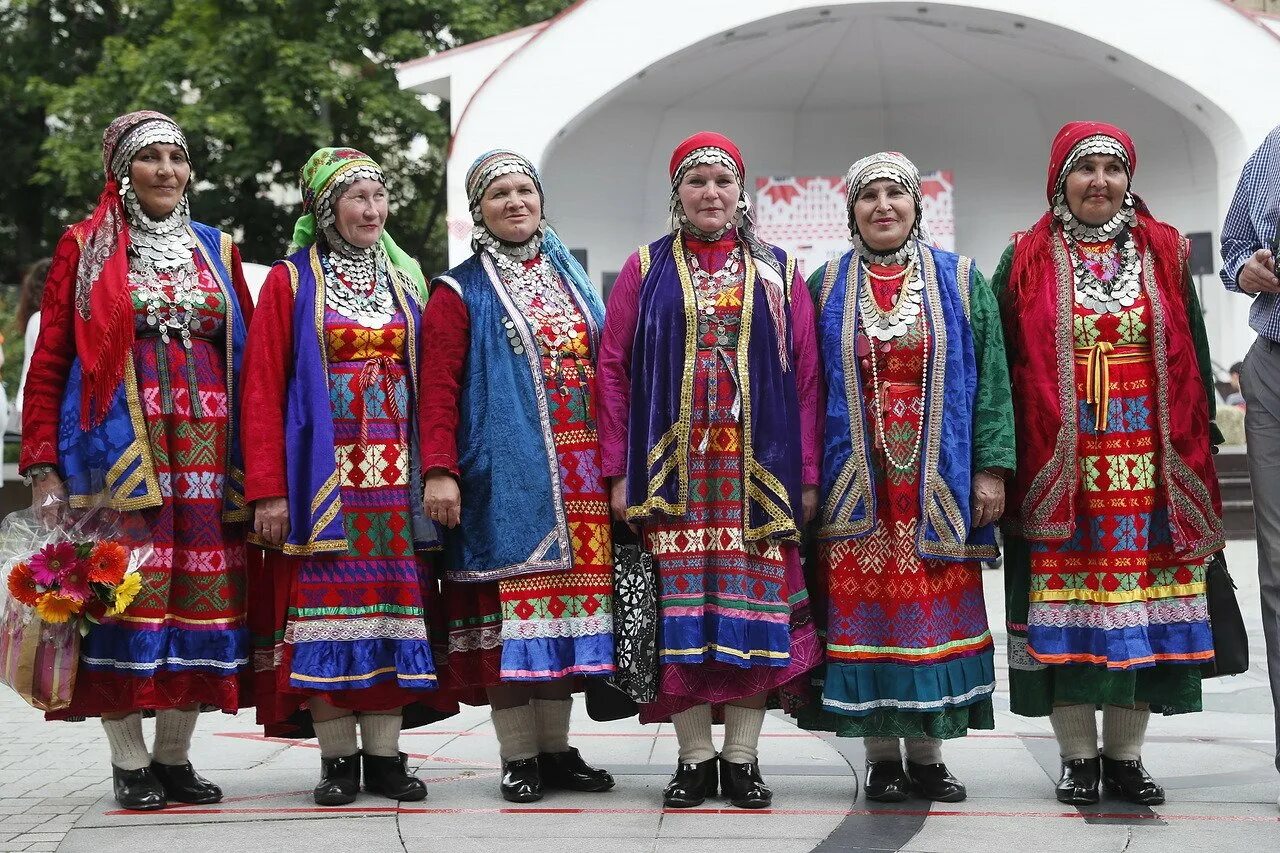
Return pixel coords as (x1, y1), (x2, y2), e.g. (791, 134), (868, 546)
(28, 542), (77, 587)
(55, 557), (91, 603)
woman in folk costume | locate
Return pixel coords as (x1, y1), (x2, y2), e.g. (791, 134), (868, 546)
(242, 147), (454, 807)
(420, 150), (616, 804)
(20, 110), (254, 810)
(793, 153), (1014, 803)
(994, 122), (1224, 806)
(597, 132), (822, 810)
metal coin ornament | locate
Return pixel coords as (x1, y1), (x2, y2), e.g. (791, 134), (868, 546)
(857, 260), (930, 473)
(321, 250), (396, 329)
(1070, 235), (1141, 316)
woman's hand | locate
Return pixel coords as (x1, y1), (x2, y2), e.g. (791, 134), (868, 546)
(609, 477), (638, 534)
(971, 471), (1006, 529)
(254, 497), (290, 547)
(30, 471), (68, 528)
(423, 471), (461, 528)
(802, 485), (819, 526)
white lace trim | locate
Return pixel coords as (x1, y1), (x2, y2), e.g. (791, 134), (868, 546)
(500, 614), (613, 642)
(1028, 598), (1208, 630)
(820, 682), (994, 712)
(284, 616), (428, 645)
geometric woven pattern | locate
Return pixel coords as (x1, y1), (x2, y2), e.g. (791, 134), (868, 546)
(1027, 288), (1212, 670)
(280, 306), (439, 694)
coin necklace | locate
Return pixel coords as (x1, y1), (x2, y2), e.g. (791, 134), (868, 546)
(857, 257), (923, 342)
(491, 249), (586, 405)
(856, 261), (929, 473)
(1069, 234), (1140, 315)
(687, 245), (743, 346)
(126, 192), (204, 348)
(321, 250), (396, 329)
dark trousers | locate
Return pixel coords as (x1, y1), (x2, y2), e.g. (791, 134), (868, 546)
(1243, 335), (1280, 773)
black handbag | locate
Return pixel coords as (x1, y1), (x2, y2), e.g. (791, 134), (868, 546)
(1201, 551), (1250, 678)
(605, 521), (659, 705)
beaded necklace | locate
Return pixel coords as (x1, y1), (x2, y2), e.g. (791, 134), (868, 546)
(855, 260), (930, 473)
(857, 257), (923, 342)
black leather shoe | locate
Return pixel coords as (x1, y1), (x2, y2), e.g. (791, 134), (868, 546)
(363, 752), (427, 801)
(112, 765), (165, 811)
(149, 761), (222, 805)
(718, 757), (772, 809)
(663, 757), (718, 808)
(864, 760), (910, 803)
(314, 753), (361, 806)
(906, 761), (967, 803)
(1101, 755), (1165, 805)
(1055, 757), (1101, 805)
(501, 757), (543, 803)
(538, 747), (615, 792)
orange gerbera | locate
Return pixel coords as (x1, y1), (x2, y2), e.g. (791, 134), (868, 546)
(86, 542), (129, 585)
(35, 591), (81, 624)
(6, 563), (40, 607)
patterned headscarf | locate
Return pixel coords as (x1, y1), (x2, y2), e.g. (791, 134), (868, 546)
(289, 147), (426, 296)
(844, 151), (930, 253)
(73, 110), (189, 427)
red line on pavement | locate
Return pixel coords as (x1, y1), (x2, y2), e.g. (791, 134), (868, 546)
(102, 804), (1280, 823)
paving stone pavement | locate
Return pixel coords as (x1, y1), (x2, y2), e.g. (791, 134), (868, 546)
(0, 540), (1275, 852)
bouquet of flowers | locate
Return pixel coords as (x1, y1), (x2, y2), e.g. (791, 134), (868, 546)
(6, 540), (143, 630)
(0, 503), (152, 711)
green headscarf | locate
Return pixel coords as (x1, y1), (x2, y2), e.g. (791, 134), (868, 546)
(290, 146), (427, 298)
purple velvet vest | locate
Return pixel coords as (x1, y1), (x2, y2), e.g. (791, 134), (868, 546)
(624, 233), (801, 541)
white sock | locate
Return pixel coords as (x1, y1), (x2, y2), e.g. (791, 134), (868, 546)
(1102, 704), (1150, 762)
(151, 708), (199, 766)
(358, 712), (402, 758)
(102, 714), (150, 771)
(532, 698), (572, 754)
(720, 705), (766, 764)
(863, 736), (902, 763)
(1050, 704), (1100, 762)
(313, 714), (358, 759)
(905, 737), (943, 765)
(670, 704), (716, 764)
(491, 704), (539, 762)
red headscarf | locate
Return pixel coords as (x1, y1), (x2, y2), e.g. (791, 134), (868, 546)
(1045, 121), (1136, 204)
(669, 131), (745, 181)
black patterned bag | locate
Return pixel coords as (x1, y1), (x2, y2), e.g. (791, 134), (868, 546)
(607, 521), (658, 704)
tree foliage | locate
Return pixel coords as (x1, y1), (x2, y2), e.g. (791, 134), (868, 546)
(0, 0), (573, 286)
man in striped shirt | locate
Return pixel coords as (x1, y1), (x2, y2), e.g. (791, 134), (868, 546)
(1221, 125), (1280, 805)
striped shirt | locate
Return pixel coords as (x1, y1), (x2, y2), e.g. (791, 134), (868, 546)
(1220, 125), (1280, 342)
